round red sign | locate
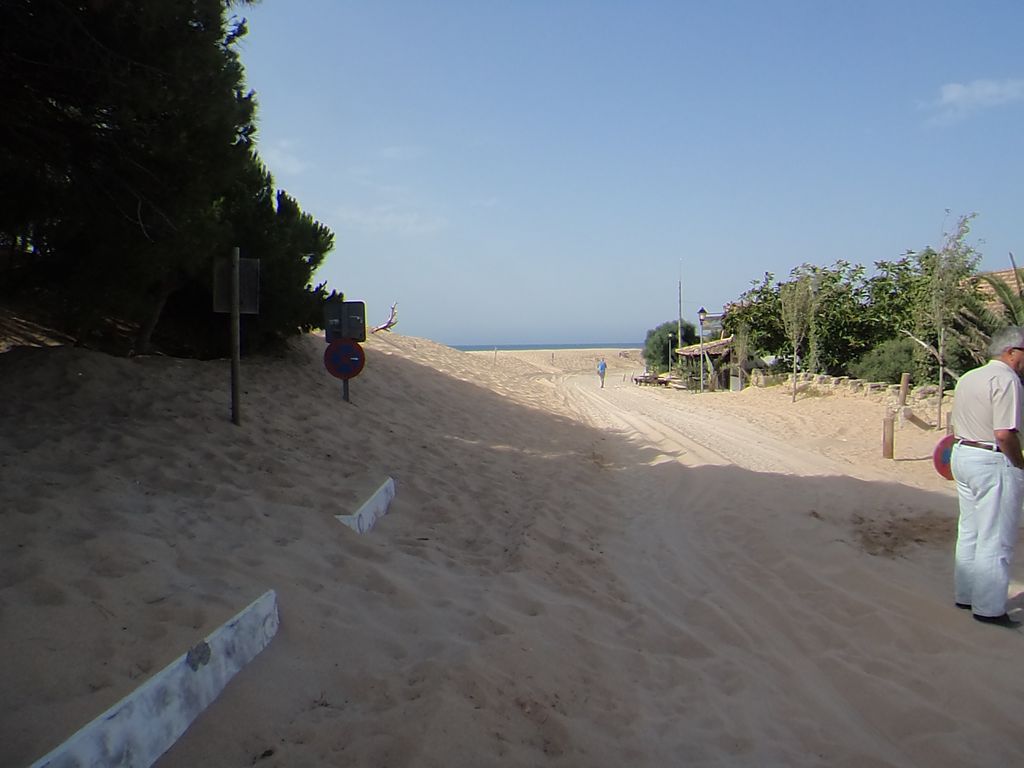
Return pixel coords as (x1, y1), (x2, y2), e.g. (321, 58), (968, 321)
(324, 339), (365, 380)
(932, 433), (955, 481)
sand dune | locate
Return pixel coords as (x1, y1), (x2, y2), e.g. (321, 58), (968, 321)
(2, 333), (1022, 767)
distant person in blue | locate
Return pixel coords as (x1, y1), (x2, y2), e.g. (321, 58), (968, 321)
(597, 357), (607, 388)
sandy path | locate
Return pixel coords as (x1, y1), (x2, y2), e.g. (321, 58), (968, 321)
(557, 374), (850, 473)
(457, 351), (1024, 766)
(510, 365), (1024, 767)
(5, 336), (1024, 768)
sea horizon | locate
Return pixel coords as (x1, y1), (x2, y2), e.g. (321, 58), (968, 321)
(452, 342), (642, 352)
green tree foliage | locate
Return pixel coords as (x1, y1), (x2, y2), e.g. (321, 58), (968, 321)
(643, 320), (697, 374)
(720, 223), (985, 385)
(722, 273), (785, 358)
(0, 0), (332, 356)
(725, 263), (877, 378)
(849, 337), (918, 384)
(720, 270), (782, 366)
(915, 215), (983, 426)
(898, 218), (982, 383)
(731, 322), (751, 386)
(779, 276), (813, 402)
(865, 254), (923, 336)
(802, 262), (878, 376)
(848, 242), (986, 392)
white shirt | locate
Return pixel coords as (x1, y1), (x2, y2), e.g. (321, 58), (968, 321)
(951, 359), (1023, 442)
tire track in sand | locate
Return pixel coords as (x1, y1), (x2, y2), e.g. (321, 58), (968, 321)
(558, 375), (852, 477)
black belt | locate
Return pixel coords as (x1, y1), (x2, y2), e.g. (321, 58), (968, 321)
(956, 438), (1001, 452)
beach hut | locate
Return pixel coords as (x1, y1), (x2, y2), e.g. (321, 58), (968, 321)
(675, 335), (734, 390)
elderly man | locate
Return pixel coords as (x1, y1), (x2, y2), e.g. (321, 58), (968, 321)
(950, 326), (1024, 628)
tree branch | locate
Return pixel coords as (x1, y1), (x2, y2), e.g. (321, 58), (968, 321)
(371, 302), (398, 333)
(899, 329), (960, 382)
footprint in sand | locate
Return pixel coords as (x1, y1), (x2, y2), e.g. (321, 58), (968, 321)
(74, 578), (105, 600)
(503, 593), (546, 618)
(30, 578), (68, 606)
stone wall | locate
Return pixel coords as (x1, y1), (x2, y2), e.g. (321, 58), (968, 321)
(774, 371), (953, 413)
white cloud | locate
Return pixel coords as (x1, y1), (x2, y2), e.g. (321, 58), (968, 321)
(928, 78), (1024, 121)
(261, 139), (308, 176)
(334, 205), (448, 237)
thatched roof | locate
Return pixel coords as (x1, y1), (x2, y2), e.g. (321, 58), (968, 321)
(675, 335), (733, 357)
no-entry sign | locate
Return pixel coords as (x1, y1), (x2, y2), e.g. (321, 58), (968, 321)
(324, 339), (365, 380)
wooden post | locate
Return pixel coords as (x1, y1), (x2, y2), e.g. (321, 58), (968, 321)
(230, 246), (241, 426)
(882, 412), (895, 459)
(936, 327), (945, 430)
(897, 372), (911, 407)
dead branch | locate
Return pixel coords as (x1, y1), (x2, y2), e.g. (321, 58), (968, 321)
(371, 302), (398, 333)
(899, 329), (960, 381)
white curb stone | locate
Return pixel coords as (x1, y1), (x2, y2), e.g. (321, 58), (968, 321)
(31, 589), (280, 768)
(336, 477), (396, 533)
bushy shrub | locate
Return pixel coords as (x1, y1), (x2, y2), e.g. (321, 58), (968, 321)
(849, 337), (917, 384)
(643, 320), (697, 374)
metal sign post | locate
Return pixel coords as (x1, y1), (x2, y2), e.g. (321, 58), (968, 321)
(230, 248), (240, 424)
(213, 248), (260, 425)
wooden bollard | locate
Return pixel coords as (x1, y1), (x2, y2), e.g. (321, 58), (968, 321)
(882, 412), (895, 459)
(897, 372), (911, 407)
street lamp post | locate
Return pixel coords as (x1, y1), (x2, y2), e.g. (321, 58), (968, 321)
(698, 307), (707, 394)
(667, 333), (675, 375)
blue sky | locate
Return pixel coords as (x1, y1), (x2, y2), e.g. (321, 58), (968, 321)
(238, 1), (1023, 346)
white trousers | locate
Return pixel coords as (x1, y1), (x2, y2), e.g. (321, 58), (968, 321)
(951, 444), (1024, 617)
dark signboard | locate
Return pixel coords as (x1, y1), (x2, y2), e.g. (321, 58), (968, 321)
(325, 300), (366, 342)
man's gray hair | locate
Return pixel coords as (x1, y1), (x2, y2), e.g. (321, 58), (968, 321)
(989, 326), (1024, 356)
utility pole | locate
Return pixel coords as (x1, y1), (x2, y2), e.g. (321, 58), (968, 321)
(698, 307), (707, 394)
(676, 260), (683, 375)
